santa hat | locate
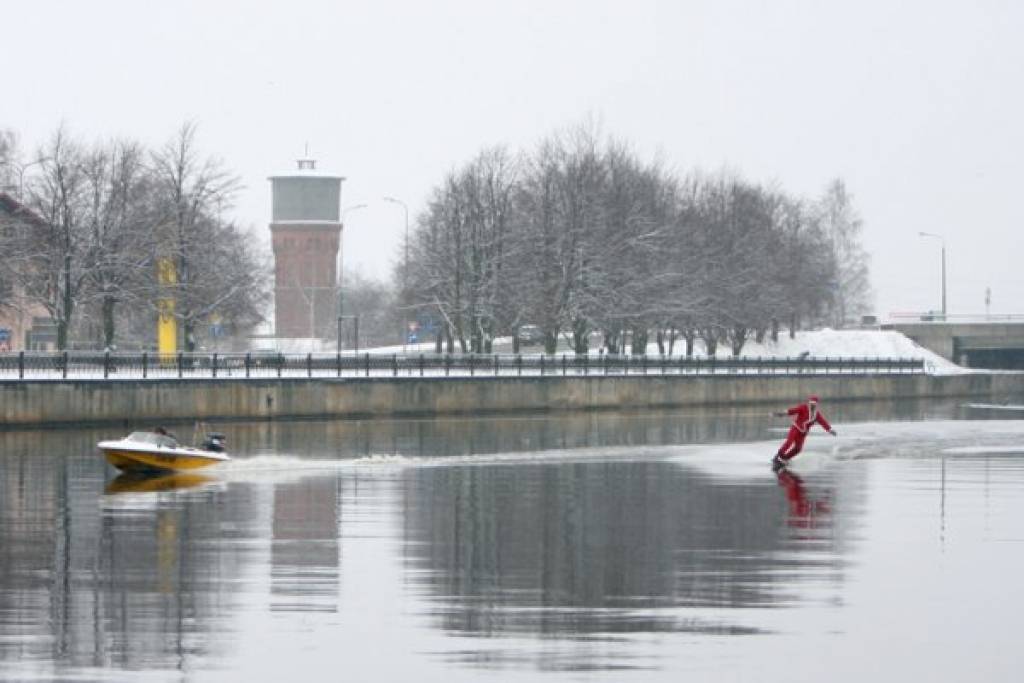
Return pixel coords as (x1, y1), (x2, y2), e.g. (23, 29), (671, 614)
(807, 395), (820, 403)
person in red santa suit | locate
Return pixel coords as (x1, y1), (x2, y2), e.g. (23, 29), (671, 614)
(771, 395), (836, 469)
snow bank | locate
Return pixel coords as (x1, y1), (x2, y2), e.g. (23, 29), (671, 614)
(737, 329), (964, 374)
(654, 328), (967, 375)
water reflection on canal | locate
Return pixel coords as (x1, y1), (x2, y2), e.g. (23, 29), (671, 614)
(1, 398), (1022, 681)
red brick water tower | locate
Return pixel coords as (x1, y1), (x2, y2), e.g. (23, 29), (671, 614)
(269, 159), (344, 339)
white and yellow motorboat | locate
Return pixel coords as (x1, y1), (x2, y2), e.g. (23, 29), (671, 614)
(98, 430), (230, 473)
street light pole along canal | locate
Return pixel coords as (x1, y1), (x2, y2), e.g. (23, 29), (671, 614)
(383, 196), (409, 348)
(919, 231), (947, 319)
(337, 203), (367, 352)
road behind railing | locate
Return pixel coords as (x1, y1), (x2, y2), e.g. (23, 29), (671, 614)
(0, 351), (928, 381)
(887, 312), (1024, 323)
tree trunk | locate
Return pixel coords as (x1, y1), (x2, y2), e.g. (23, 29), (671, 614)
(631, 327), (648, 355)
(702, 328), (718, 357)
(730, 326), (747, 356)
(544, 330), (557, 355)
(59, 254), (73, 350)
(771, 318), (779, 342)
(57, 318), (68, 351)
(603, 329), (620, 355)
(102, 295), (116, 349)
(572, 317), (588, 355)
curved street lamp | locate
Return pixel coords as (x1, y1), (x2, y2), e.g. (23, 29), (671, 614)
(0, 156), (51, 199)
(382, 196), (409, 281)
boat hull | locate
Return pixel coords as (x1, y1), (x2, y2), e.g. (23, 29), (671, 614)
(103, 448), (225, 473)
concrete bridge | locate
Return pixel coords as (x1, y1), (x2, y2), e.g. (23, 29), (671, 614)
(885, 318), (1024, 369)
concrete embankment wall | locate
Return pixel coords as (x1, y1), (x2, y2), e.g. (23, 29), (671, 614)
(3, 373), (1024, 428)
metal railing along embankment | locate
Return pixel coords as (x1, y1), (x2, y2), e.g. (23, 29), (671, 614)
(0, 351), (928, 381)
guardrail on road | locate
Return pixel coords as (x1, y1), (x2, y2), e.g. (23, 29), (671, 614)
(0, 351), (927, 381)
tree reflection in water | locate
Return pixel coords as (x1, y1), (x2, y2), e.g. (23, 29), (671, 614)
(400, 457), (847, 651)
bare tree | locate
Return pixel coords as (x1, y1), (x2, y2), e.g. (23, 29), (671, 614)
(79, 139), (155, 348)
(818, 179), (871, 327)
(466, 148), (521, 352)
(17, 127), (90, 350)
(2, 122), (266, 351)
(405, 125), (866, 358)
(410, 173), (469, 353)
(150, 123), (246, 350)
(586, 141), (681, 355)
(515, 126), (610, 354)
(340, 269), (400, 349)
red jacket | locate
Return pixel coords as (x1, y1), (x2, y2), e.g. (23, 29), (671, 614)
(786, 403), (832, 434)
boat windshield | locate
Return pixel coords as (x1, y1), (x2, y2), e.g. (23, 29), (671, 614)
(126, 431), (180, 448)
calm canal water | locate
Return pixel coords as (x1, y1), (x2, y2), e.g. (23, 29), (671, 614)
(2, 398), (1023, 682)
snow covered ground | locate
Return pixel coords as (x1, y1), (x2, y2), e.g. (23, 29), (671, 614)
(359, 328), (966, 374)
(720, 328), (965, 374)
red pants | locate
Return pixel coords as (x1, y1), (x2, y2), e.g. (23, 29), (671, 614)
(777, 426), (807, 460)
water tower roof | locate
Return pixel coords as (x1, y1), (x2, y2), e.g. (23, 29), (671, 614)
(268, 158), (345, 181)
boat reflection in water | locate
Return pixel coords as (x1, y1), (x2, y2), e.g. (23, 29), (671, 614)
(104, 470), (218, 496)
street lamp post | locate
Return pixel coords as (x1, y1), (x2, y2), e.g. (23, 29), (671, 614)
(337, 203), (367, 352)
(918, 231), (947, 319)
(383, 196), (409, 347)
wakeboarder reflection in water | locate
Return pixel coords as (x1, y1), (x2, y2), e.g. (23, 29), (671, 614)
(775, 469), (832, 531)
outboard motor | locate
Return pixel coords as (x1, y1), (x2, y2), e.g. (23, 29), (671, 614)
(202, 432), (227, 453)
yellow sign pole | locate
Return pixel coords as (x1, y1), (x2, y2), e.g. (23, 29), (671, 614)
(157, 257), (177, 357)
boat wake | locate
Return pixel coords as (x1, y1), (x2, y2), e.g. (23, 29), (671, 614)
(962, 402), (1024, 411)
(213, 453), (410, 485)
(220, 454), (355, 471)
(942, 445), (1024, 455)
(668, 419), (1024, 480)
(103, 419), (1024, 493)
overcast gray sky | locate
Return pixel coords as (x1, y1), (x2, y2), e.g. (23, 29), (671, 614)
(4, 0), (1021, 319)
